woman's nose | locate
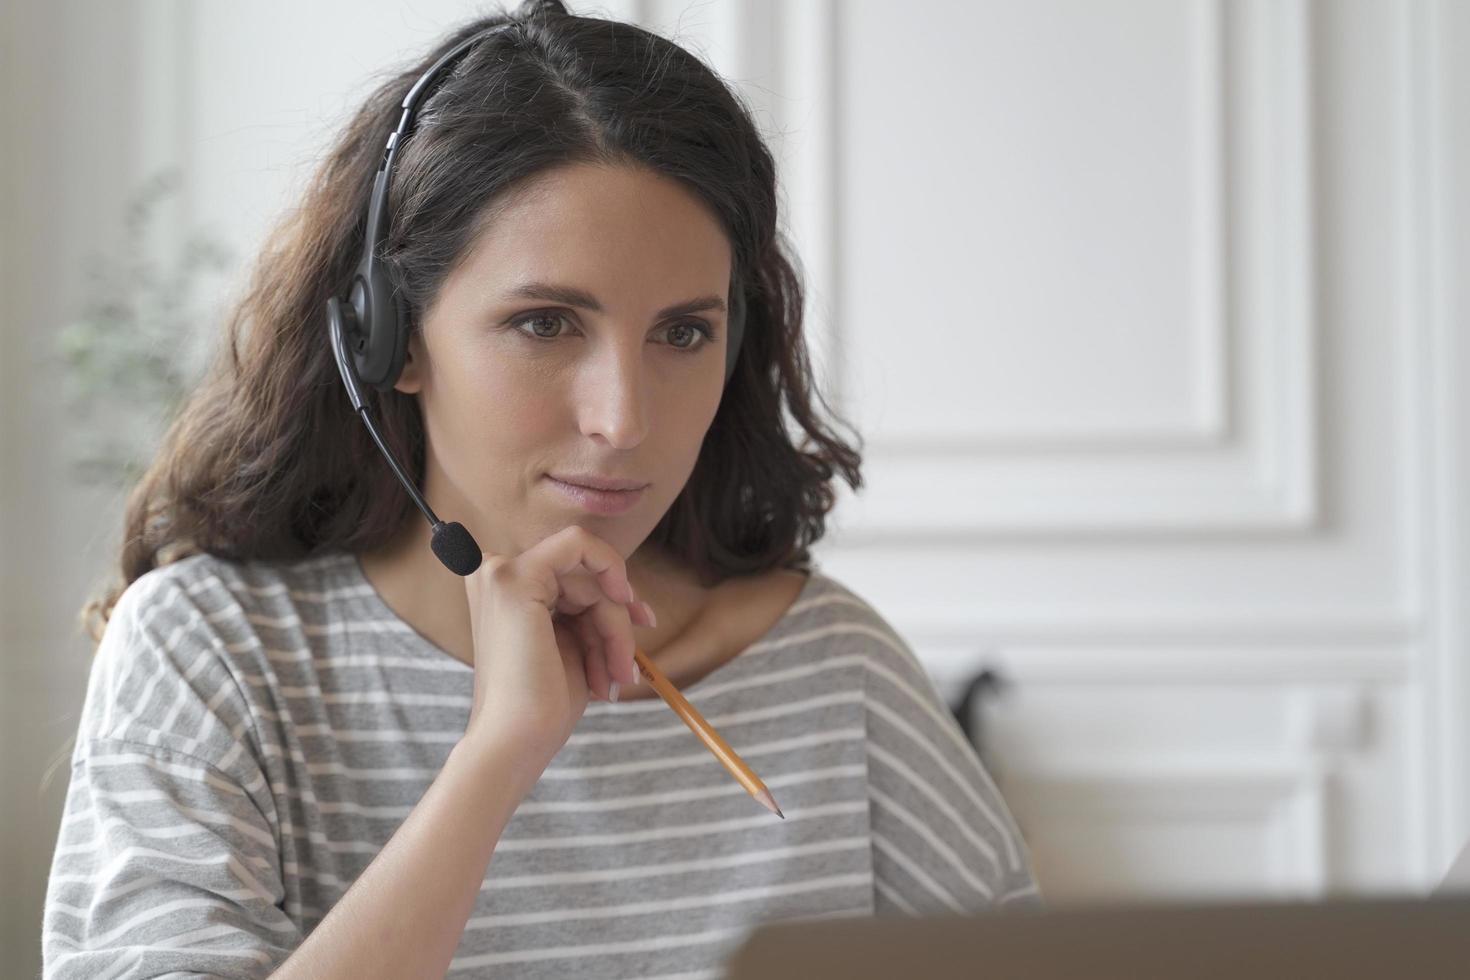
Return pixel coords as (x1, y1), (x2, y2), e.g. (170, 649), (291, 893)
(577, 339), (650, 448)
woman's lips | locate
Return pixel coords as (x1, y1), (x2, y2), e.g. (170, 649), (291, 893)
(545, 476), (647, 515)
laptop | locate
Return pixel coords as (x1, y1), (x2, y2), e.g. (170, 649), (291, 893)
(724, 895), (1470, 978)
(1436, 838), (1470, 895)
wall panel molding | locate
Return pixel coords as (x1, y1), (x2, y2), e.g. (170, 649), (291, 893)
(823, 0), (1318, 538)
(1403, 0), (1470, 883)
(1002, 759), (1330, 899)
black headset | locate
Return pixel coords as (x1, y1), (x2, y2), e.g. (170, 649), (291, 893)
(326, 21), (747, 577)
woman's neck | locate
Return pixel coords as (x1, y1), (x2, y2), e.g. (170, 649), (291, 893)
(356, 521), (714, 672)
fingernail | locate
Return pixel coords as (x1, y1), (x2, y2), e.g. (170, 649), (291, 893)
(641, 601), (658, 628)
(609, 681), (621, 703)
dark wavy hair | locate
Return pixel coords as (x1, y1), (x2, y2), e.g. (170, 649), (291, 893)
(79, 0), (863, 644)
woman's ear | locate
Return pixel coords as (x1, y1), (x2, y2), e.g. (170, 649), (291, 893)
(393, 330), (426, 395)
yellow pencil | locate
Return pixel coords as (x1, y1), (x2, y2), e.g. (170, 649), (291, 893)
(631, 648), (783, 818)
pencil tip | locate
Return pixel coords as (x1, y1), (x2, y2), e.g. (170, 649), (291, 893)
(755, 788), (784, 819)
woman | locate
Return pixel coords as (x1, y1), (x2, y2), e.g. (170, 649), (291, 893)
(41, 2), (1041, 977)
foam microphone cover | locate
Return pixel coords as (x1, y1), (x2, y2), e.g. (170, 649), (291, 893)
(430, 521), (482, 576)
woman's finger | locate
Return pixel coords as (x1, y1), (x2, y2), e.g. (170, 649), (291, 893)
(584, 591), (638, 690)
(534, 525), (635, 605)
(506, 526), (642, 697)
(575, 613), (612, 700)
(626, 600), (653, 693)
(550, 570), (609, 617)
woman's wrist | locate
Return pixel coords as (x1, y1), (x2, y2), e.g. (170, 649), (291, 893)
(456, 721), (557, 797)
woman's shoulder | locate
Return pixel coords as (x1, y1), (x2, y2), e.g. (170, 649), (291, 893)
(119, 549), (360, 631)
(793, 569), (887, 624)
(780, 569), (928, 678)
(80, 551), (351, 774)
(697, 567), (938, 711)
(787, 570), (911, 646)
(101, 549), (369, 701)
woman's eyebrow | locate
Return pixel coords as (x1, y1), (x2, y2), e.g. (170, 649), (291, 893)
(505, 280), (727, 319)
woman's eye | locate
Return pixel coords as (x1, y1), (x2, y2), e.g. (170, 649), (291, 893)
(664, 320), (715, 351)
(509, 314), (715, 353)
(512, 313), (568, 340)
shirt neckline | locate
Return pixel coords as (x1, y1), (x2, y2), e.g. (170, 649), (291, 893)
(338, 550), (824, 697)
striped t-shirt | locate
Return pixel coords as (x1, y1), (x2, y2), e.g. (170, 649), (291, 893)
(42, 549), (1041, 979)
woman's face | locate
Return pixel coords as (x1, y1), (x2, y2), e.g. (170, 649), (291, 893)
(394, 162), (734, 562)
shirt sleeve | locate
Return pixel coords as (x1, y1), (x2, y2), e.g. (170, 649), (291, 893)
(859, 612), (1044, 915)
(41, 571), (302, 979)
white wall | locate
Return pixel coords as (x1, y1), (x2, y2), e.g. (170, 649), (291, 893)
(812, 0), (1470, 902)
(4, 0), (1467, 973)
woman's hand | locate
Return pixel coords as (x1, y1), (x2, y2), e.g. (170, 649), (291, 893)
(460, 524), (655, 767)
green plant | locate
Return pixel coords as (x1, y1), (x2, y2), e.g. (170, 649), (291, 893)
(48, 168), (233, 489)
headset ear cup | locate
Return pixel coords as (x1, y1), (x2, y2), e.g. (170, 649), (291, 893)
(344, 274), (377, 385)
(354, 260), (401, 390)
(380, 285), (410, 392)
